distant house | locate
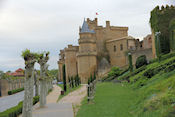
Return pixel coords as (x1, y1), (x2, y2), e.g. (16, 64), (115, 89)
(6, 68), (24, 77)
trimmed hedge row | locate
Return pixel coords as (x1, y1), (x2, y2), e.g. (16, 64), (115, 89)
(144, 58), (175, 78)
(149, 52), (175, 64)
(0, 96), (39, 117)
(8, 88), (24, 95)
(119, 65), (146, 81)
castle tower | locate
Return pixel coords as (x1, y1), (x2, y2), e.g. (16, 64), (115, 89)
(58, 50), (65, 81)
(77, 19), (97, 83)
(64, 45), (79, 81)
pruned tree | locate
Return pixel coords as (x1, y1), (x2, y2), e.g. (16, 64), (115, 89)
(22, 49), (38, 117)
(34, 70), (39, 96)
(38, 52), (49, 108)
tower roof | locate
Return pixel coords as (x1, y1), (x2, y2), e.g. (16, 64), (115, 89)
(80, 19), (95, 33)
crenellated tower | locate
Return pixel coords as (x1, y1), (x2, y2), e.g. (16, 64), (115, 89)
(77, 19), (97, 83)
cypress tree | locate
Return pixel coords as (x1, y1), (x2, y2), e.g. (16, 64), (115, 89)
(71, 77), (74, 88)
(62, 64), (67, 92)
(93, 72), (96, 81)
(128, 53), (133, 72)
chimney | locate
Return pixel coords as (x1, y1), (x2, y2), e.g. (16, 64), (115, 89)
(68, 45), (73, 48)
(87, 18), (90, 23)
(106, 21), (110, 28)
(95, 18), (98, 26)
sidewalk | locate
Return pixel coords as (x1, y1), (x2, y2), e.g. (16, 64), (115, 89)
(32, 85), (74, 117)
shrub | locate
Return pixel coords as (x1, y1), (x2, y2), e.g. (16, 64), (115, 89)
(136, 55), (147, 69)
(107, 67), (121, 78)
(8, 88), (24, 95)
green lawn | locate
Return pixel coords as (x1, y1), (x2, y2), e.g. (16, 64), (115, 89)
(77, 82), (138, 117)
(57, 84), (81, 102)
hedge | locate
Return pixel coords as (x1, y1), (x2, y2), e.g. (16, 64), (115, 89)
(144, 58), (175, 78)
(8, 88), (24, 95)
(119, 65), (146, 81)
(149, 51), (175, 64)
(0, 96), (39, 117)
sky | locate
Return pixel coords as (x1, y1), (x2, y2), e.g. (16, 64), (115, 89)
(0, 0), (174, 72)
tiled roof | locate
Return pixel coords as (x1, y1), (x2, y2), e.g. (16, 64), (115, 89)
(80, 19), (95, 33)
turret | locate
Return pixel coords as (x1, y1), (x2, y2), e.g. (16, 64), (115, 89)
(77, 19), (97, 83)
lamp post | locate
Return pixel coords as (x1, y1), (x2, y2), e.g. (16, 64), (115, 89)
(155, 31), (161, 62)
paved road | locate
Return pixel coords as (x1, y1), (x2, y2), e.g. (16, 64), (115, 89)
(0, 88), (37, 112)
(0, 91), (24, 112)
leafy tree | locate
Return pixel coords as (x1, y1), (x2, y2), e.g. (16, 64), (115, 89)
(48, 69), (58, 80)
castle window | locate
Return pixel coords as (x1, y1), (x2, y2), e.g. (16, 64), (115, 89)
(120, 44), (123, 51)
(114, 45), (116, 52)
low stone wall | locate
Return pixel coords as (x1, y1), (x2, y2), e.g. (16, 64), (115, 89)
(0, 79), (24, 97)
(0, 79), (9, 96)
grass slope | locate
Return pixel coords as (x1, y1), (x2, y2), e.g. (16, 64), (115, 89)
(77, 56), (175, 117)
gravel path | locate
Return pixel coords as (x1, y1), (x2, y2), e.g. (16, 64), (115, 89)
(59, 85), (87, 116)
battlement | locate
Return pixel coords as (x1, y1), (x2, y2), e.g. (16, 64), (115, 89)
(86, 18), (128, 31)
(65, 45), (79, 52)
(153, 5), (175, 13)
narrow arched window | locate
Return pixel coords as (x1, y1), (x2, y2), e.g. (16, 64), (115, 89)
(120, 44), (123, 51)
(114, 45), (116, 52)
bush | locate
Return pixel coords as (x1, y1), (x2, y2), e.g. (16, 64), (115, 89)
(119, 65), (146, 81)
(107, 67), (121, 78)
(135, 55), (147, 69)
(149, 52), (175, 64)
(8, 88), (24, 95)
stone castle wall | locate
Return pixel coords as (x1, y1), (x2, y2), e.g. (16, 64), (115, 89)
(65, 45), (79, 81)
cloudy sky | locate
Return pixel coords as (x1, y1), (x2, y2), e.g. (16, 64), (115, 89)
(0, 0), (174, 72)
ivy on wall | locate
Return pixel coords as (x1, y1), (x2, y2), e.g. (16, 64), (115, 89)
(169, 19), (175, 51)
(150, 5), (175, 55)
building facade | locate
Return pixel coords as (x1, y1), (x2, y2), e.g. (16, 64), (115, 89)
(58, 18), (153, 83)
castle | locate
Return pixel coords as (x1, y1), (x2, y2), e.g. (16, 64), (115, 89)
(58, 18), (153, 83)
